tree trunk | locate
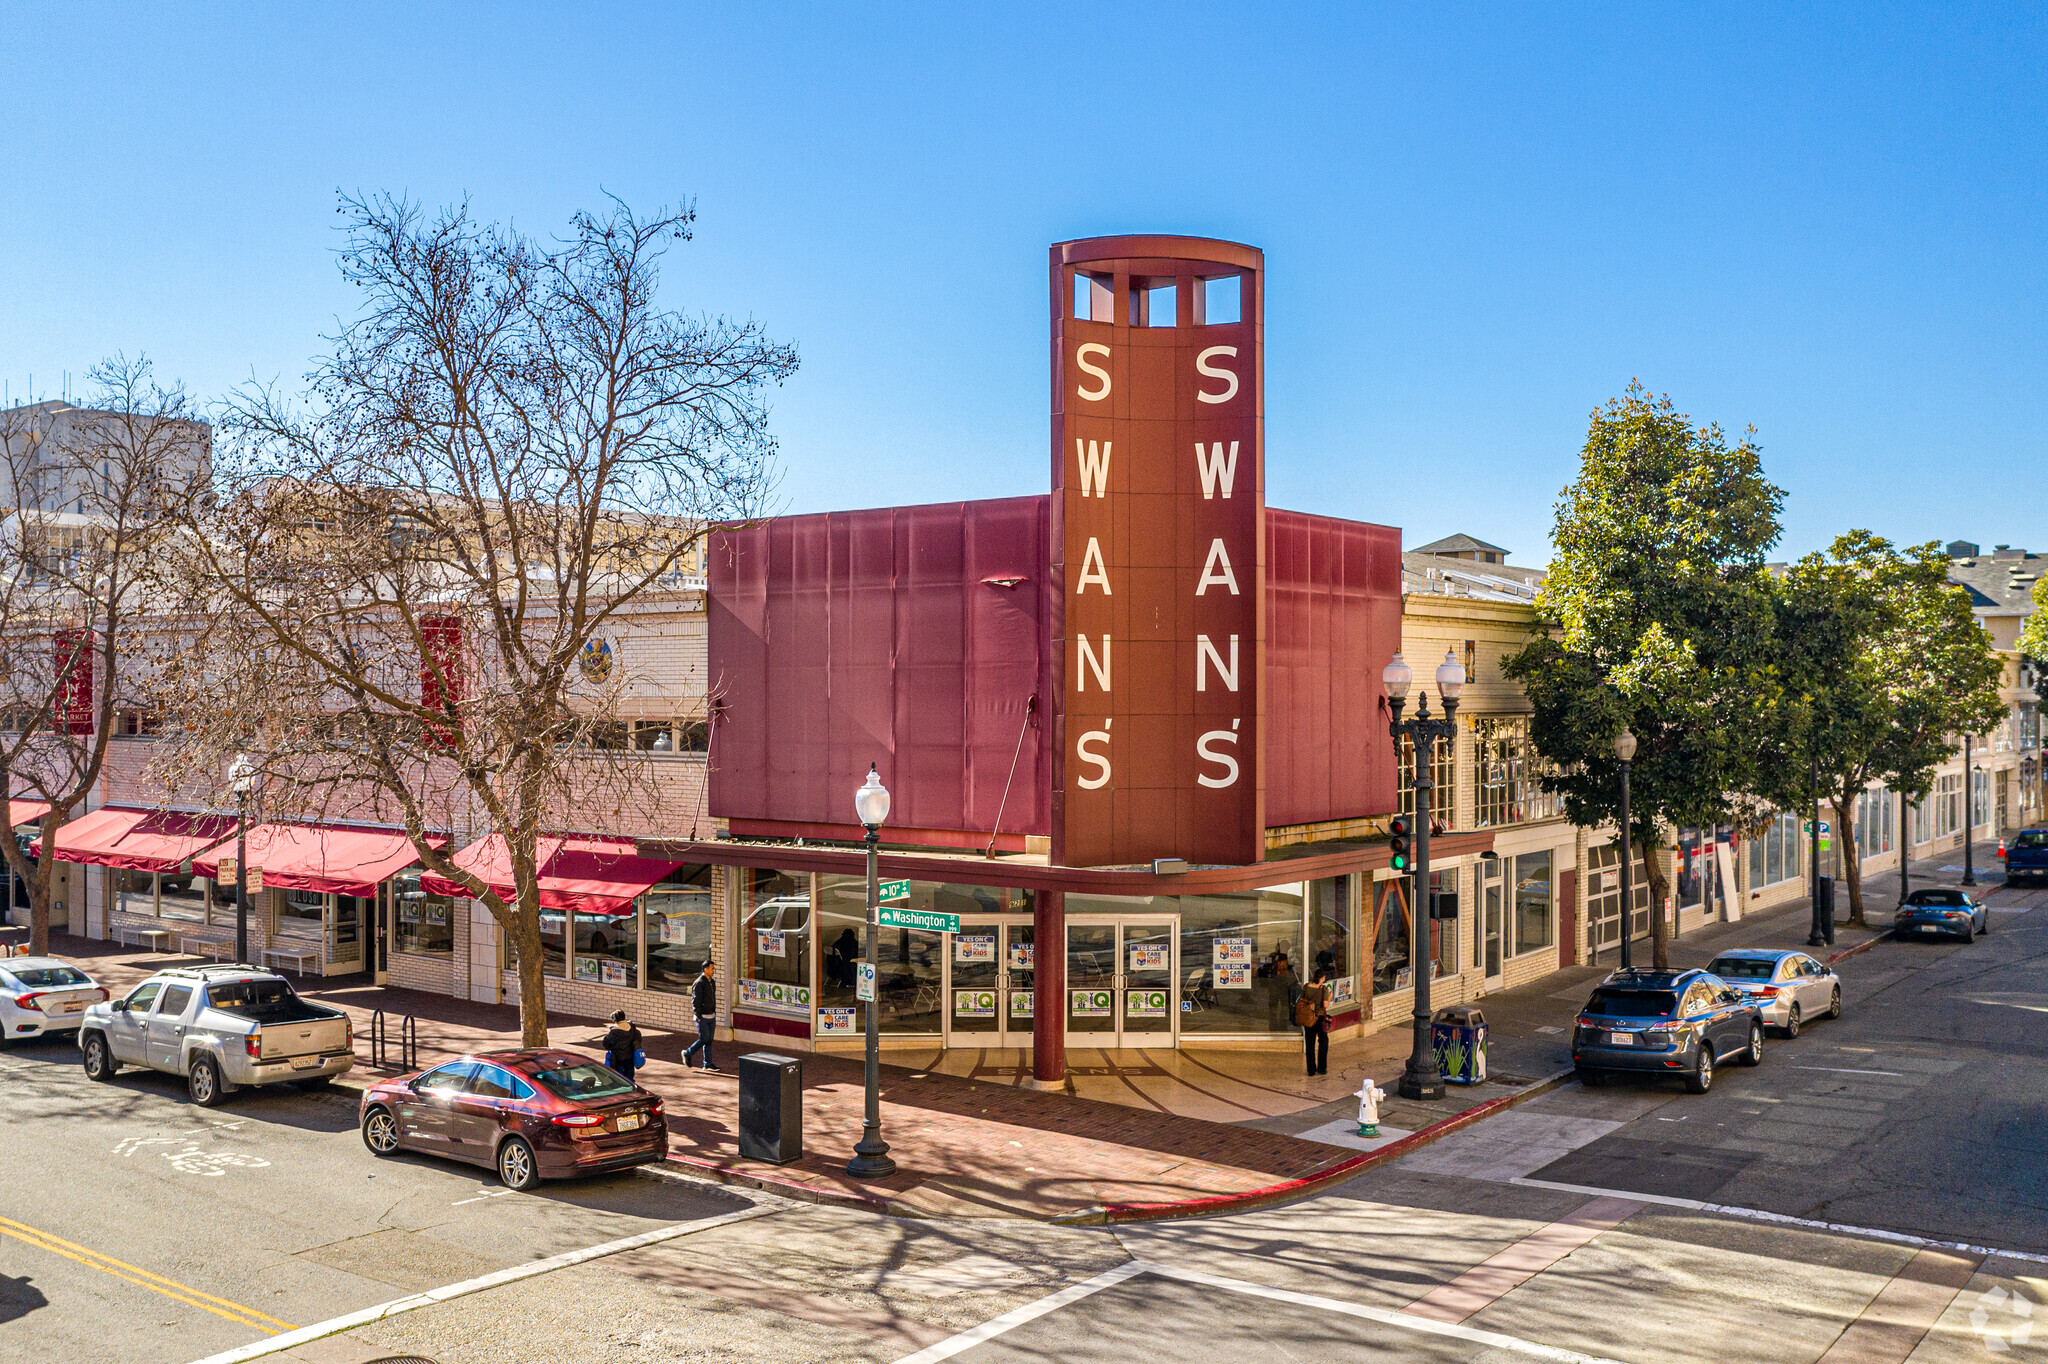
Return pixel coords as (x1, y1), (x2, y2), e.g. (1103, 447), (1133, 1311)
(1835, 796), (1864, 926)
(1643, 835), (1671, 969)
(507, 899), (551, 1049)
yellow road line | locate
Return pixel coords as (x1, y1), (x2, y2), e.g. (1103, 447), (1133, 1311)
(0, 1213), (293, 1332)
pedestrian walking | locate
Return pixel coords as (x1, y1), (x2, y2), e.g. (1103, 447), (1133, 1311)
(1294, 967), (1332, 1076)
(603, 1009), (643, 1083)
(683, 960), (719, 1072)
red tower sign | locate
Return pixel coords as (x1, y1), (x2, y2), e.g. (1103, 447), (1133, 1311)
(1049, 236), (1265, 868)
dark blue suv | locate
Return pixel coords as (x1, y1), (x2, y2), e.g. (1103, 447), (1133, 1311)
(2002, 829), (2048, 885)
(1572, 968), (1765, 1094)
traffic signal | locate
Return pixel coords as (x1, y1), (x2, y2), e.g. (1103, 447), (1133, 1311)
(1389, 817), (1409, 873)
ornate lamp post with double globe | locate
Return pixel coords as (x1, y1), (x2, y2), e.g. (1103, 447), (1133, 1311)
(1384, 649), (1466, 1102)
(847, 764), (897, 1178)
(228, 753), (258, 966)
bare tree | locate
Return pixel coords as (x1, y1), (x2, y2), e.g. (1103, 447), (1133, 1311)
(158, 195), (794, 1045)
(0, 358), (208, 953)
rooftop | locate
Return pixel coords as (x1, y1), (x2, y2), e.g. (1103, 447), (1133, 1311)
(1946, 544), (2040, 616)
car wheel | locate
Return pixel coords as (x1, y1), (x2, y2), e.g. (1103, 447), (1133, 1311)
(1783, 1004), (1801, 1039)
(1828, 987), (1842, 1019)
(1740, 1022), (1764, 1065)
(1576, 1067), (1602, 1088)
(188, 1057), (227, 1108)
(81, 1032), (117, 1081)
(1685, 1050), (1714, 1094)
(497, 1136), (540, 1191)
(362, 1105), (402, 1156)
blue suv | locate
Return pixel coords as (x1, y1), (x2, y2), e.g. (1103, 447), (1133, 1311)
(1573, 968), (1765, 1095)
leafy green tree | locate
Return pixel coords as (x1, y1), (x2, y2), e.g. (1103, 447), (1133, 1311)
(1505, 383), (1782, 969)
(2019, 575), (2048, 662)
(1761, 533), (2006, 924)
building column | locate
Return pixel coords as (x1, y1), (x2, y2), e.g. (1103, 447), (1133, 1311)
(1028, 889), (1065, 1087)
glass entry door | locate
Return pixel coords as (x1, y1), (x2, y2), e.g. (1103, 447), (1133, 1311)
(945, 919), (1035, 1048)
(1065, 917), (1178, 1048)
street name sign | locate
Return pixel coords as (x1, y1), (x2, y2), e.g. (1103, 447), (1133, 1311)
(878, 879), (911, 904)
(878, 906), (960, 934)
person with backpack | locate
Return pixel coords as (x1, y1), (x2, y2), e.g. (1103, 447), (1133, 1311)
(1294, 966), (1332, 1076)
(603, 1009), (644, 1083)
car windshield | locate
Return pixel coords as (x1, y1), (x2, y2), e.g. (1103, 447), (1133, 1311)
(2012, 831), (2048, 848)
(1587, 989), (1676, 1018)
(1906, 890), (1968, 906)
(531, 1060), (635, 1102)
(206, 979), (299, 1008)
(7, 966), (90, 988)
(1707, 958), (1776, 980)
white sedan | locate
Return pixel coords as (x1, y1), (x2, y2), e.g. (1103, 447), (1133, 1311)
(1706, 949), (1842, 1038)
(0, 957), (109, 1041)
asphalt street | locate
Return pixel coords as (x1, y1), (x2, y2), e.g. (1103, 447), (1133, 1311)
(0, 1031), (745, 1361)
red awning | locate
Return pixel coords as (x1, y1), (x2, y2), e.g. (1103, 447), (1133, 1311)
(35, 807), (237, 873)
(7, 799), (49, 826)
(192, 823), (445, 899)
(421, 835), (685, 915)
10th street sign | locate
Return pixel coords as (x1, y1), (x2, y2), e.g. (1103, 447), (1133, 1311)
(878, 879), (911, 903)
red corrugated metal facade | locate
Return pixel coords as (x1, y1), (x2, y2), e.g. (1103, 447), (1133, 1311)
(708, 497), (1054, 848)
(707, 497), (1399, 858)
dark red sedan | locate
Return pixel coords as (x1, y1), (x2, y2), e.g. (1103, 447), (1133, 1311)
(358, 1049), (668, 1189)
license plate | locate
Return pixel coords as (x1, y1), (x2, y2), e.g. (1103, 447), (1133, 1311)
(290, 1054), (321, 1070)
(616, 1112), (644, 1131)
(1918, 925), (1940, 933)
(58, 1001), (85, 1014)
(1608, 1032), (1636, 1046)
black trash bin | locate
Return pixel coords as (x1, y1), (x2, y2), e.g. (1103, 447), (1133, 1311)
(737, 1052), (803, 1164)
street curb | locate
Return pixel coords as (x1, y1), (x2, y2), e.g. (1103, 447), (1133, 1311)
(663, 1152), (895, 1215)
(1049, 1068), (1576, 1227)
(1824, 933), (1889, 966)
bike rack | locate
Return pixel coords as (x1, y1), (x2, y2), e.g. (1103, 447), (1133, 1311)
(370, 1010), (420, 1071)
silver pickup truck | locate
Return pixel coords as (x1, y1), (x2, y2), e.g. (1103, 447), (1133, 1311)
(78, 964), (355, 1106)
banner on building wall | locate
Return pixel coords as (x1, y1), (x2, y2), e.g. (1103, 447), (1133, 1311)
(54, 628), (94, 734)
(1051, 236), (1266, 868)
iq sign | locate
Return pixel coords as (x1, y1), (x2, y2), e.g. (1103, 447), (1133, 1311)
(1050, 236), (1266, 868)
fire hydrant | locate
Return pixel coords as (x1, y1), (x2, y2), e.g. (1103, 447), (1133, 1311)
(1356, 1080), (1387, 1137)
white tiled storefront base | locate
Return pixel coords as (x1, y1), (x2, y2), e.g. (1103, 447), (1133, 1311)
(387, 950), (453, 996)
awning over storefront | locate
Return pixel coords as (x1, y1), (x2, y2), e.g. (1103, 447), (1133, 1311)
(34, 807), (236, 873)
(7, 799), (50, 827)
(422, 835), (686, 915)
(191, 823), (444, 899)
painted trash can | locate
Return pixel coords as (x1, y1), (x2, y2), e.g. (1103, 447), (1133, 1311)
(1431, 1005), (1488, 1085)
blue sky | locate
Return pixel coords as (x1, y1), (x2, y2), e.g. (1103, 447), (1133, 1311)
(2, 5), (2041, 565)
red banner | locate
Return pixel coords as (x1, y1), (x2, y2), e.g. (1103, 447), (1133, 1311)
(420, 615), (461, 747)
(54, 628), (94, 735)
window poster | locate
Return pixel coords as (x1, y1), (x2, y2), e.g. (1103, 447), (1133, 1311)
(818, 1006), (857, 1035)
(600, 960), (629, 987)
(573, 956), (600, 982)
(1071, 989), (1113, 1017)
(955, 934), (997, 964)
(1214, 963), (1251, 989)
(1330, 975), (1356, 1008)
(1213, 937), (1253, 967)
(1009, 990), (1033, 1019)
(1127, 944), (1168, 971)
(954, 990), (996, 1018)
(1125, 989), (1168, 1018)
(1007, 941), (1034, 971)
(755, 928), (787, 957)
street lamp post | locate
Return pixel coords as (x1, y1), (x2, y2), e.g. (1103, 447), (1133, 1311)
(1384, 650), (1465, 1103)
(847, 764), (896, 1178)
(1961, 734), (1977, 887)
(1614, 729), (1637, 972)
(228, 754), (257, 966)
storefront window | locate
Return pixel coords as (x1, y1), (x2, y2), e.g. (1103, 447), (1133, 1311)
(646, 865), (713, 996)
(817, 874), (940, 1034)
(540, 905), (569, 978)
(739, 869), (812, 1018)
(113, 869), (155, 919)
(159, 872), (208, 923)
(1179, 885), (1305, 1035)
(1513, 851), (1552, 954)
(1307, 876), (1358, 1011)
(277, 888), (324, 939)
(393, 872), (454, 956)
(1371, 877), (1411, 994)
(574, 907), (636, 988)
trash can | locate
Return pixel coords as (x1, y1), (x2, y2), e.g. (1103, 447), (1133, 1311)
(737, 1052), (803, 1164)
(1431, 1006), (1488, 1085)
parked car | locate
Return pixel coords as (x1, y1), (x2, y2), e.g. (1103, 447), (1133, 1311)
(358, 1049), (668, 1190)
(77, 965), (355, 1106)
(1704, 949), (1842, 1037)
(0, 958), (108, 1041)
(1894, 888), (1987, 942)
(2000, 829), (2048, 885)
(1572, 967), (1764, 1094)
